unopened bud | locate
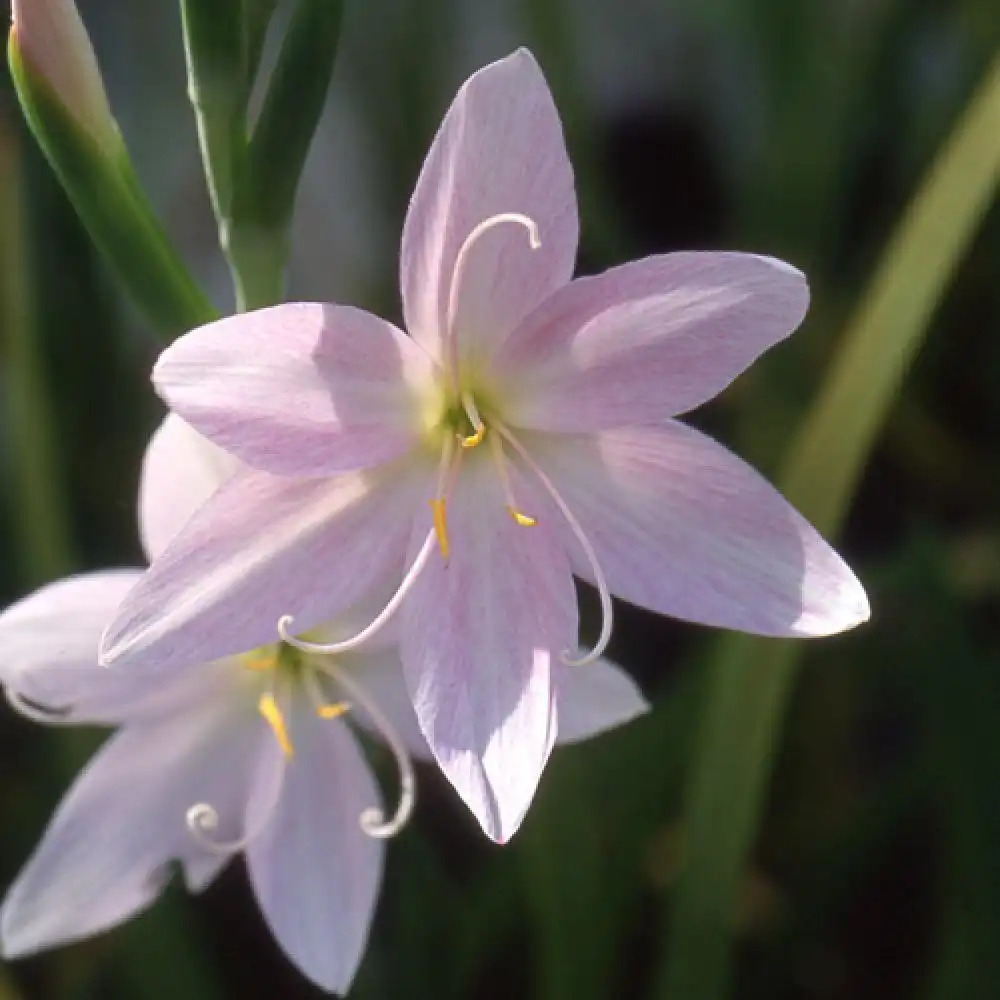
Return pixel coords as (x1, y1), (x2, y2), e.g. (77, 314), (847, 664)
(10, 0), (117, 149)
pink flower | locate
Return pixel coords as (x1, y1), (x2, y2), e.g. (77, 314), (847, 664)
(0, 416), (648, 985)
(101, 49), (868, 842)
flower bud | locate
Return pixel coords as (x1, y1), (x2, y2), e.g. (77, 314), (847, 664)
(9, 0), (117, 149)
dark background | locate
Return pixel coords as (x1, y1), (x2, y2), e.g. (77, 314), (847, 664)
(2, 1), (1000, 998)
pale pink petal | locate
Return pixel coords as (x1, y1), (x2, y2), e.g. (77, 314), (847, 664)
(247, 701), (383, 994)
(495, 253), (809, 431)
(0, 570), (223, 725)
(529, 424), (869, 637)
(400, 456), (576, 842)
(335, 649), (432, 761)
(139, 413), (240, 562)
(554, 658), (649, 745)
(0, 702), (263, 958)
(153, 303), (436, 477)
(101, 462), (430, 673)
(400, 48), (578, 364)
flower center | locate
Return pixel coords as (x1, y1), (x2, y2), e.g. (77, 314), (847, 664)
(241, 642), (349, 759)
(274, 211), (616, 681)
(185, 642), (416, 856)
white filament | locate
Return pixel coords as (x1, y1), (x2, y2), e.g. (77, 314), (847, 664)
(311, 660), (416, 839)
(488, 430), (534, 522)
(186, 758), (287, 856)
(278, 529), (437, 655)
(493, 421), (614, 667)
(444, 213), (541, 384)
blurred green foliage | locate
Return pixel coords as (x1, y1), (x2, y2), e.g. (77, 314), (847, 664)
(2, 2), (1000, 999)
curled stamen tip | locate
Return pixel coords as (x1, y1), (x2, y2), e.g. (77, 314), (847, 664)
(360, 806), (409, 840)
(276, 614), (296, 641)
(507, 506), (538, 527)
(187, 803), (218, 832)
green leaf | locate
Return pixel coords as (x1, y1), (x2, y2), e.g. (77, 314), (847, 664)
(240, 0), (280, 97)
(0, 111), (75, 582)
(225, 0), (343, 309)
(9, 35), (215, 336)
(180, 0), (245, 223)
(654, 46), (1000, 1000)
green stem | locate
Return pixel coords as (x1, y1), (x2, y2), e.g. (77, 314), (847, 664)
(9, 37), (215, 336)
(228, 0), (344, 309)
(0, 112), (75, 582)
(654, 47), (1000, 1000)
(228, 225), (289, 311)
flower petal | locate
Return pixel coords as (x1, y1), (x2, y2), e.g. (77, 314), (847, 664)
(101, 463), (428, 673)
(139, 413), (240, 562)
(0, 702), (263, 958)
(0, 570), (219, 726)
(530, 423), (869, 637)
(153, 303), (435, 477)
(400, 456), (576, 842)
(336, 648), (432, 761)
(496, 253), (809, 431)
(247, 702), (383, 994)
(554, 658), (649, 745)
(400, 48), (578, 364)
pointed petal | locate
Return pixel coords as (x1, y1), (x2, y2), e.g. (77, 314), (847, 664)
(139, 413), (240, 562)
(1, 702), (262, 958)
(102, 464), (429, 673)
(335, 648), (432, 761)
(554, 658), (649, 744)
(153, 303), (435, 477)
(400, 48), (578, 363)
(496, 253), (809, 431)
(0, 570), (215, 726)
(532, 424), (869, 637)
(401, 457), (576, 842)
(247, 702), (383, 994)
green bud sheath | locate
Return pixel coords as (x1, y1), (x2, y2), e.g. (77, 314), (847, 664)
(9, 32), (216, 336)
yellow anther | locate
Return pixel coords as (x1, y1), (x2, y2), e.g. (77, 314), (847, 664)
(258, 692), (294, 758)
(460, 424), (486, 449)
(430, 497), (451, 561)
(242, 653), (276, 673)
(317, 701), (351, 720)
(507, 506), (538, 527)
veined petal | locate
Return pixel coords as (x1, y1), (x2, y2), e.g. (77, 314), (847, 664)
(139, 413), (240, 562)
(153, 303), (436, 478)
(496, 253), (809, 431)
(400, 48), (578, 364)
(335, 648), (432, 761)
(247, 700), (383, 995)
(531, 424), (869, 637)
(0, 702), (262, 959)
(554, 658), (649, 745)
(400, 456), (576, 842)
(101, 463), (429, 672)
(0, 570), (222, 726)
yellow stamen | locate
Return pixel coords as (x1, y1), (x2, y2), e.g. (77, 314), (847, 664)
(459, 390), (486, 449)
(242, 653), (276, 673)
(507, 506), (538, 527)
(317, 700), (351, 720)
(258, 692), (294, 758)
(430, 497), (450, 561)
(460, 424), (486, 449)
